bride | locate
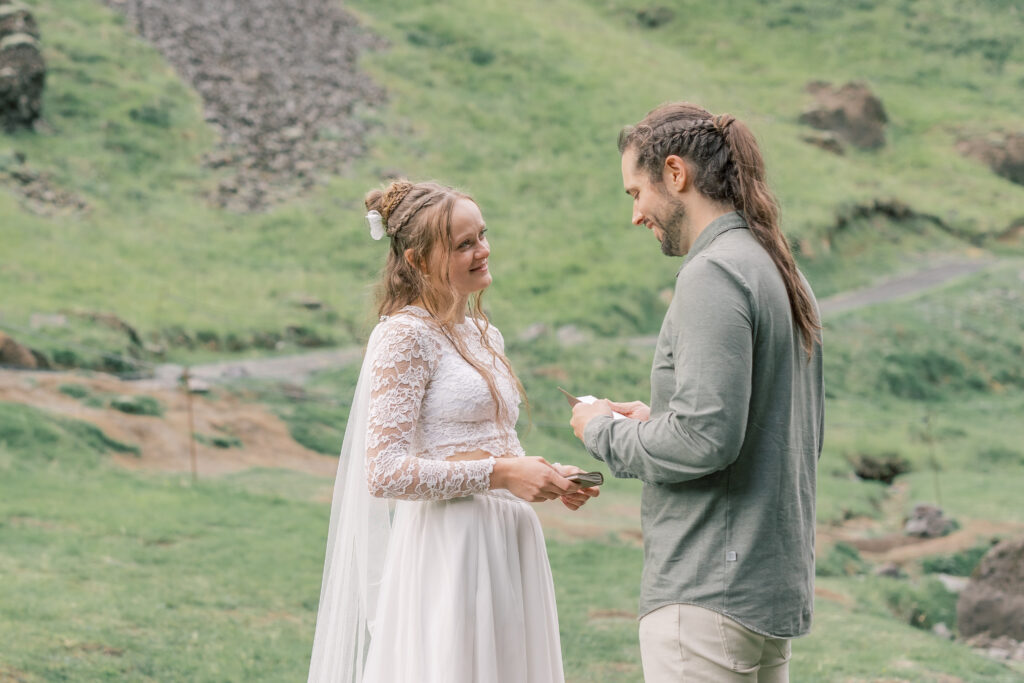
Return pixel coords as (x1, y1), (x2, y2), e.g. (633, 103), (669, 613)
(307, 180), (600, 683)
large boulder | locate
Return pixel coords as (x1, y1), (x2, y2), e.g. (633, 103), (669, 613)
(0, 3), (39, 39)
(0, 2), (45, 131)
(957, 536), (1024, 641)
(799, 81), (888, 150)
(957, 132), (1024, 187)
(0, 330), (38, 368)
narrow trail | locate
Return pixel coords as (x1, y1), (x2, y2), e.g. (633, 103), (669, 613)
(148, 257), (998, 387)
(815, 258), (996, 316)
(134, 255), (997, 389)
(134, 347), (364, 391)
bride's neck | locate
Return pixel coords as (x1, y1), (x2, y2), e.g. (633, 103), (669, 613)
(410, 297), (468, 324)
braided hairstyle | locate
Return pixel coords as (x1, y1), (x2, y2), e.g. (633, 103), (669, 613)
(618, 102), (821, 357)
(364, 180), (526, 421)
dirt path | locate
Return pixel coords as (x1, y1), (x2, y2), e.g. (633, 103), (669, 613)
(0, 370), (338, 478)
(149, 256), (1000, 387)
(817, 258), (996, 315)
(137, 347), (364, 391)
(624, 256), (996, 347)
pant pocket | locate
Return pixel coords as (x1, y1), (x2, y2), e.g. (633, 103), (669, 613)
(714, 612), (765, 673)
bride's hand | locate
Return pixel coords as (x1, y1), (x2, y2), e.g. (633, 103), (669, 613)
(550, 463), (601, 511)
(490, 457), (576, 502)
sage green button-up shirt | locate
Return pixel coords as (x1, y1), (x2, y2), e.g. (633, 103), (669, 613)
(583, 212), (824, 638)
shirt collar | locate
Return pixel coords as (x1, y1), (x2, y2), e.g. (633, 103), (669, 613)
(679, 211), (747, 273)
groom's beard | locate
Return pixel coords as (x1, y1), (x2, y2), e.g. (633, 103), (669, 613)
(655, 199), (688, 257)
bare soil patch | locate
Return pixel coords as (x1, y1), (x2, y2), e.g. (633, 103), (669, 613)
(0, 369), (337, 477)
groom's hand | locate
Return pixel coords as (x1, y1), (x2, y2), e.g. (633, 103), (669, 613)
(609, 400), (650, 421)
(570, 400), (613, 441)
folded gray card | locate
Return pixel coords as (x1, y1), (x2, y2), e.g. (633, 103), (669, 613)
(566, 471), (603, 487)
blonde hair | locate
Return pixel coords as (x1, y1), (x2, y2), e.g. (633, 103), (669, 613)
(365, 180), (527, 421)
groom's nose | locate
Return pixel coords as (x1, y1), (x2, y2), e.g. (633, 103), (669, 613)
(631, 205), (645, 226)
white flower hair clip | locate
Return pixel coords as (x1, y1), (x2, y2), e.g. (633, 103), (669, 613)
(366, 210), (386, 241)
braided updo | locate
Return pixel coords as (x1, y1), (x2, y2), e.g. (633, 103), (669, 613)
(364, 177), (527, 421)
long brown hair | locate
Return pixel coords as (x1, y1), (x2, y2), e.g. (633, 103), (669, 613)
(618, 102), (821, 356)
(365, 180), (526, 420)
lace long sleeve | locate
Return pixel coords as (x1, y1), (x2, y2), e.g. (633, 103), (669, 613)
(365, 318), (495, 501)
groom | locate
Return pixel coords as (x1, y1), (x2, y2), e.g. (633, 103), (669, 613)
(570, 103), (824, 682)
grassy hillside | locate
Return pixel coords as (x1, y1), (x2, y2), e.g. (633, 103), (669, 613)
(3, 0), (1024, 680)
(3, 403), (1023, 681)
(3, 0), (1022, 364)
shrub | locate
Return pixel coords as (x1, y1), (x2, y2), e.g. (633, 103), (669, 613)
(817, 542), (869, 577)
(109, 395), (164, 417)
(884, 578), (958, 631)
(847, 451), (911, 484)
(58, 383), (91, 400)
(977, 446), (1024, 469)
(194, 433), (242, 449)
(922, 542), (996, 577)
(879, 351), (970, 401)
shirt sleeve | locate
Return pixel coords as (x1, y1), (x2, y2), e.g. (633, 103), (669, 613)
(364, 318), (494, 500)
(584, 257), (753, 484)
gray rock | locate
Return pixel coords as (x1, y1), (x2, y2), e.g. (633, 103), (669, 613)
(957, 535), (1024, 642)
(0, 331), (38, 368)
(934, 573), (970, 594)
(186, 378), (211, 394)
(873, 562), (904, 578)
(0, 3), (45, 131)
(931, 622), (953, 640)
(956, 132), (1024, 187)
(904, 503), (955, 538)
(799, 81), (888, 150)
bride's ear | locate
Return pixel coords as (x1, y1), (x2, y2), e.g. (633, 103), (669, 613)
(404, 248), (424, 273)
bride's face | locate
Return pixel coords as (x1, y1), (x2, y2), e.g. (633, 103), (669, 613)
(443, 199), (491, 297)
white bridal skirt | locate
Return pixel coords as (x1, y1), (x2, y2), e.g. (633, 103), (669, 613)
(362, 489), (565, 683)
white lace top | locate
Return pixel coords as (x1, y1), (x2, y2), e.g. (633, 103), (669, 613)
(365, 306), (525, 501)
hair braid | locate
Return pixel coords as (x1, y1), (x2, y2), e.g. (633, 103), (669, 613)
(362, 179), (528, 422)
(619, 103), (821, 357)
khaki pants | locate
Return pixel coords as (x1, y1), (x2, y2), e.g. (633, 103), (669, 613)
(638, 603), (791, 682)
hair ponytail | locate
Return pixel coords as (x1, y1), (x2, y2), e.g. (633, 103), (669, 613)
(619, 103), (821, 357)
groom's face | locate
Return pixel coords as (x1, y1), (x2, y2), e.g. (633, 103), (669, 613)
(621, 148), (688, 257)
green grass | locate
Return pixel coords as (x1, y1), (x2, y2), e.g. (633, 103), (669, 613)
(4, 403), (1019, 679)
(3, 0), (1024, 679)
(0, 403), (324, 681)
(801, 578), (1022, 682)
(3, 402), (1020, 681)
(3, 0), (1022, 368)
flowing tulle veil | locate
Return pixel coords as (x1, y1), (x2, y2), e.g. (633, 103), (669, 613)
(308, 322), (392, 683)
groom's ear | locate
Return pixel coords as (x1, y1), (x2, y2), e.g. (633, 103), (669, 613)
(663, 155), (690, 193)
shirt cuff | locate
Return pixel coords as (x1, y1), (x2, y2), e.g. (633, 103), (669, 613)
(583, 414), (613, 461)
